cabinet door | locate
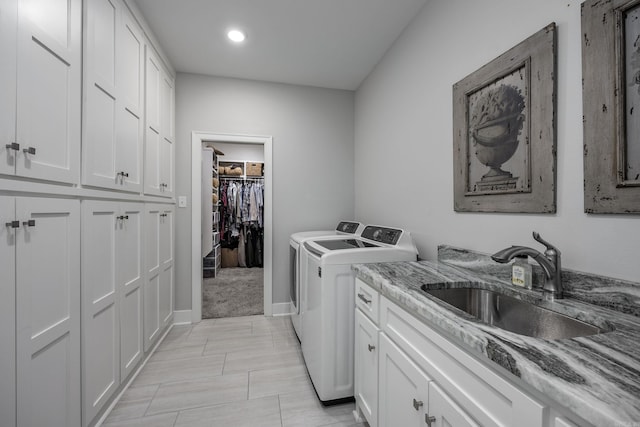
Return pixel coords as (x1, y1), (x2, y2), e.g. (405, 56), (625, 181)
(143, 46), (163, 196)
(83, 0), (143, 193)
(116, 11), (144, 193)
(159, 134), (174, 196)
(355, 309), (379, 427)
(16, 197), (80, 427)
(144, 125), (161, 196)
(159, 207), (173, 326)
(82, 0), (118, 190)
(119, 203), (144, 379)
(378, 333), (430, 427)
(0, 0), (17, 176)
(159, 71), (174, 196)
(161, 70), (174, 143)
(81, 201), (119, 426)
(144, 204), (160, 351)
(16, 0), (81, 184)
(0, 196), (16, 427)
(428, 382), (479, 427)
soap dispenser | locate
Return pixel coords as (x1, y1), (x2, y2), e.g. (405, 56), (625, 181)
(512, 255), (532, 289)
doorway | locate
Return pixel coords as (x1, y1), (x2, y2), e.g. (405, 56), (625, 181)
(203, 141), (265, 318)
(191, 132), (273, 323)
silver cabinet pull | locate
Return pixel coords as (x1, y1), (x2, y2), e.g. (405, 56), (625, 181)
(5, 142), (19, 151)
(425, 414), (436, 426)
(413, 398), (423, 411)
(5, 221), (19, 228)
(357, 293), (371, 304)
(22, 219), (35, 227)
(22, 146), (36, 155)
(367, 344), (375, 352)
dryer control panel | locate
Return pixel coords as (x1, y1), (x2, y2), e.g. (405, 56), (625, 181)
(361, 226), (403, 245)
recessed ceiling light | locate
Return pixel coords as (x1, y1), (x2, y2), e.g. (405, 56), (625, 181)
(227, 29), (246, 43)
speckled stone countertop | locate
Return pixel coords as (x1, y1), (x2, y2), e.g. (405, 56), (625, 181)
(352, 246), (640, 426)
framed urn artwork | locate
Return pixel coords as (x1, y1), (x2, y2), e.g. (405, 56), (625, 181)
(582, 0), (640, 214)
(452, 23), (557, 213)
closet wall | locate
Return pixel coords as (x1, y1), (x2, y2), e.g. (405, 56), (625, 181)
(0, 1), (176, 426)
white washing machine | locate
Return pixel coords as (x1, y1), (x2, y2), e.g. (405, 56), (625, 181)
(289, 221), (364, 341)
(301, 225), (418, 404)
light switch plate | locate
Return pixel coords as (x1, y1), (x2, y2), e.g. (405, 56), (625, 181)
(178, 196), (187, 208)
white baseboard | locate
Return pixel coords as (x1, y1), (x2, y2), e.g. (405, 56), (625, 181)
(271, 302), (293, 316)
(173, 310), (192, 325)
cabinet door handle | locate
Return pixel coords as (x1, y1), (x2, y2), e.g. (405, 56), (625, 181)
(367, 344), (375, 352)
(357, 293), (371, 304)
(425, 414), (436, 426)
(22, 219), (35, 227)
(5, 142), (19, 151)
(22, 146), (36, 155)
(118, 171), (129, 178)
(413, 398), (423, 411)
(5, 221), (19, 228)
(117, 215), (129, 221)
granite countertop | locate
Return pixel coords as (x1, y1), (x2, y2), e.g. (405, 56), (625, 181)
(352, 246), (640, 426)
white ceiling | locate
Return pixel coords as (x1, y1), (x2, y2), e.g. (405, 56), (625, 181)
(132, 0), (427, 90)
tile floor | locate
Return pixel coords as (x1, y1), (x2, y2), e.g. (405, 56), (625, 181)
(102, 315), (367, 427)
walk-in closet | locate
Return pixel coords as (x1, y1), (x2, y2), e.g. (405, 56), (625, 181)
(201, 142), (265, 318)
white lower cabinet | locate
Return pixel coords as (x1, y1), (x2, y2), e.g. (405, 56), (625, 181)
(354, 309), (379, 427)
(428, 381), (480, 427)
(354, 278), (594, 427)
(378, 333), (431, 427)
(378, 333), (478, 427)
(0, 197), (81, 427)
(144, 204), (174, 351)
(81, 201), (143, 426)
(0, 196), (17, 427)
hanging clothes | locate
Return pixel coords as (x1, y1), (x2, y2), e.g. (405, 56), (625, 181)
(219, 178), (265, 268)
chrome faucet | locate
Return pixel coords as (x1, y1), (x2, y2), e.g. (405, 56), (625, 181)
(491, 232), (562, 299)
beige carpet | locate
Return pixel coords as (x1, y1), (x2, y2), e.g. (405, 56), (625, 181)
(202, 267), (263, 319)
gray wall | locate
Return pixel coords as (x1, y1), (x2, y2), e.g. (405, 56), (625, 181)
(354, 0), (640, 281)
(175, 73), (355, 310)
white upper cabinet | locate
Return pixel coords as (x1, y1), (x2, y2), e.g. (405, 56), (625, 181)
(0, 0), (17, 178)
(83, 0), (143, 193)
(144, 46), (174, 198)
(10, 0), (81, 184)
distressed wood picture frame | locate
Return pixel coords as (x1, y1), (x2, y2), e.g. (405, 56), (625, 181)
(582, 0), (640, 214)
(453, 23), (557, 213)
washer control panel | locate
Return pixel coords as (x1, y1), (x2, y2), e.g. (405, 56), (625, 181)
(336, 221), (361, 234)
(361, 226), (403, 245)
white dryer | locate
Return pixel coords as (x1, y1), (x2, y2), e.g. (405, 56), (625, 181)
(301, 225), (418, 404)
(289, 221), (364, 341)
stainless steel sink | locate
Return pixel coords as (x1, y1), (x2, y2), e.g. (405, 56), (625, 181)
(421, 286), (603, 340)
